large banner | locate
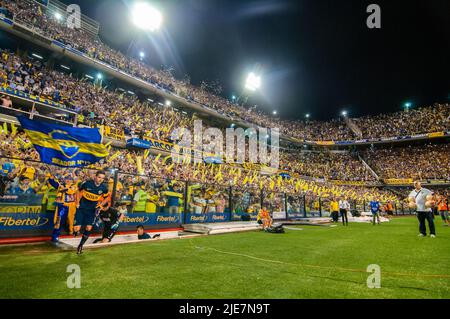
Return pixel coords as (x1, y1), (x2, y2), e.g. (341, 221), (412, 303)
(272, 211), (287, 220)
(142, 136), (175, 152)
(19, 116), (109, 167)
(329, 180), (369, 186)
(0, 194), (55, 237)
(184, 212), (231, 224)
(103, 126), (125, 141)
(0, 194), (43, 213)
(120, 212), (183, 226)
(231, 211), (258, 221)
(0, 213), (54, 231)
(384, 178), (414, 185)
(287, 211), (304, 219)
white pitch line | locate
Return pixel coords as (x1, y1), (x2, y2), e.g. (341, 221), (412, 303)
(283, 227), (304, 231)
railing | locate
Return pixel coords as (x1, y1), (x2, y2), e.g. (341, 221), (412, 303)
(0, 86), (78, 126)
(46, 0), (100, 36)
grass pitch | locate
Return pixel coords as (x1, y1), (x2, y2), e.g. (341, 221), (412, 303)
(1, 217), (449, 299)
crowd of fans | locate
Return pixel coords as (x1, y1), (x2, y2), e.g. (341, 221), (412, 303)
(0, 45), (448, 185)
(0, 1), (448, 207)
(365, 143), (450, 181)
(280, 151), (376, 181)
(0, 48), (196, 140)
(0, 0), (356, 141)
(353, 104), (450, 139)
(0, 127), (399, 206)
(2, 0), (447, 143)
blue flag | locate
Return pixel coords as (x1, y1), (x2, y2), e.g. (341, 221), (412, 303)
(18, 117), (109, 167)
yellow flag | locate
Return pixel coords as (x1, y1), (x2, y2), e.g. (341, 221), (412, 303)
(136, 155), (144, 175)
(108, 150), (121, 163)
(11, 123), (17, 136)
(215, 171), (223, 182)
(193, 170), (200, 178)
(163, 155), (171, 164)
(126, 153), (135, 165)
(270, 179), (275, 190)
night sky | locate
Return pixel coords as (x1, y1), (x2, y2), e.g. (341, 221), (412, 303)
(61, 0), (449, 121)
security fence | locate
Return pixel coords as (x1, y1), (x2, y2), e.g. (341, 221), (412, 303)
(0, 157), (415, 239)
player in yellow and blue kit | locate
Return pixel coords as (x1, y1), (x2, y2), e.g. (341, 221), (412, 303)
(74, 171), (110, 254)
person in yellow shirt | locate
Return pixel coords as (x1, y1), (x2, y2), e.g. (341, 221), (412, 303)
(257, 207), (272, 230)
(330, 198), (339, 223)
(145, 188), (160, 213)
(19, 165), (36, 181)
(132, 182), (149, 213)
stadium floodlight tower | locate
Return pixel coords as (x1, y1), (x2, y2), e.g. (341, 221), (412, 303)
(237, 72), (261, 106)
(245, 72), (261, 92)
(132, 2), (163, 31)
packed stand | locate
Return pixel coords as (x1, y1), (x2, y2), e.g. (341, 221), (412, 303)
(364, 143), (450, 180)
(352, 104), (450, 139)
(0, 48), (195, 140)
(0, 0), (357, 142)
(280, 151), (376, 181)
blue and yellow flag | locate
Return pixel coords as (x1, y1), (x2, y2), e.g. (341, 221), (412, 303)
(19, 117), (109, 167)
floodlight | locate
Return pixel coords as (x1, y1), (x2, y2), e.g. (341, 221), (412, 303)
(245, 72), (261, 91)
(132, 3), (163, 31)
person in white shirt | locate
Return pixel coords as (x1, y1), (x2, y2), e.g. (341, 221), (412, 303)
(409, 181), (436, 237)
(339, 198), (350, 226)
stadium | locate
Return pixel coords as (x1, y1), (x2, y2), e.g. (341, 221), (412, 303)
(0, 0), (449, 301)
